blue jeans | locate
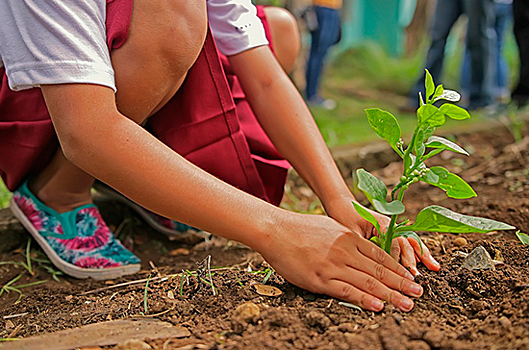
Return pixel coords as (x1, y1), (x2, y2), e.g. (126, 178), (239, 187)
(305, 6), (341, 101)
(462, 3), (513, 99)
(410, 0), (495, 108)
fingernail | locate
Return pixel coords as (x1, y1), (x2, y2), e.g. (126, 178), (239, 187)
(400, 298), (414, 311)
(404, 270), (415, 280)
(410, 283), (423, 297)
(371, 299), (384, 311)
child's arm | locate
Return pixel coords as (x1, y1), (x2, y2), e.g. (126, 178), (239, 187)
(40, 83), (422, 312)
(228, 46), (439, 272)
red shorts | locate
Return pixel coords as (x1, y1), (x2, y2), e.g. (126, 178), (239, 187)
(0, 1), (289, 206)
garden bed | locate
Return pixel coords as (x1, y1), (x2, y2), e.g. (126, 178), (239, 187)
(1, 121), (528, 350)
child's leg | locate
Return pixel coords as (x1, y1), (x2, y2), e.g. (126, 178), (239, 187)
(29, 149), (94, 213)
(262, 7), (300, 73)
(30, 0), (207, 213)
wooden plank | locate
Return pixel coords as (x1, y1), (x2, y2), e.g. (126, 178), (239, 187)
(0, 318), (190, 350)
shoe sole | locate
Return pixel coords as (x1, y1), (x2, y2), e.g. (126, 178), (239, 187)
(92, 183), (210, 244)
(10, 197), (141, 280)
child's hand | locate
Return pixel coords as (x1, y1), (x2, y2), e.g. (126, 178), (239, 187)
(321, 195), (440, 276)
(258, 212), (423, 312)
(392, 236), (441, 276)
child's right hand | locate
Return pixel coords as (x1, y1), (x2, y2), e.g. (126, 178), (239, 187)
(256, 211), (424, 312)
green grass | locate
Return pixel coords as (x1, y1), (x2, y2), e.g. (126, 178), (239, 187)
(0, 180), (11, 210)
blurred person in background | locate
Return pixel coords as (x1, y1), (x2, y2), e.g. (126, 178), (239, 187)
(405, 0), (496, 111)
(461, 0), (513, 106)
(305, 0), (342, 110)
(511, 0), (529, 107)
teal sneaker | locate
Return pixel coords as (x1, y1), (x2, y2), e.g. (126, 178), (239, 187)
(10, 181), (141, 280)
(93, 182), (210, 243)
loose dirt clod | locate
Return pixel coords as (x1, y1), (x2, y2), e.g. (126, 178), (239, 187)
(453, 237), (468, 247)
(498, 316), (512, 328)
(461, 246), (495, 271)
(233, 302), (260, 323)
(304, 311), (331, 331)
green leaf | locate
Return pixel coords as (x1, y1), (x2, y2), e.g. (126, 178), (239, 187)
(417, 105), (445, 127)
(422, 168), (440, 184)
(440, 104), (471, 120)
(356, 169), (387, 203)
(394, 231), (423, 255)
(516, 231), (529, 245)
(425, 69), (435, 102)
(399, 205), (516, 233)
(423, 126), (436, 141)
(433, 84), (444, 100)
(423, 167), (477, 199)
(372, 199), (405, 215)
(365, 109), (402, 148)
(352, 201), (380, 235)
(414, 129), (426, 157)
(425, 136), (469, 156)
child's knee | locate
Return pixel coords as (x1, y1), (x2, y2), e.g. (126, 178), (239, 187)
(111, 0), (207, 122)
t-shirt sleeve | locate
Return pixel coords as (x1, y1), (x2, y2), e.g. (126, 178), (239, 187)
(207, 0), (269, 56)
(0, 0), (115, 92)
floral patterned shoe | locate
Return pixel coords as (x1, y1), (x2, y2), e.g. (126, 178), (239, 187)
(10, 181), (141, 280)
(93, 182), (210, 244)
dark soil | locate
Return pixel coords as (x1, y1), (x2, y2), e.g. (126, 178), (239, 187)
(1, 121), (528, 350)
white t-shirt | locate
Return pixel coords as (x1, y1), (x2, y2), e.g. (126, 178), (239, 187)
(0, 0), (268, 92)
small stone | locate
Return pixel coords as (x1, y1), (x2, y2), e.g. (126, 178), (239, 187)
(233, 302), (260, 323)
(167, 290), (175, 299)
(461, 246), (495, 271)
(114, 339), (152, 350)
(453, 237), (468, 247)
(5, 320), (14, 330)
(498, 316), (512, 328)
(337, 323), (357, 332)
(65, 295), (73, 302)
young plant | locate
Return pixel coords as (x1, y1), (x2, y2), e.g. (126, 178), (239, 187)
(353, 69), (516, 254)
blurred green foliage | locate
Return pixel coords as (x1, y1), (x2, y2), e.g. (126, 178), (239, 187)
(0, 181), (11, 209)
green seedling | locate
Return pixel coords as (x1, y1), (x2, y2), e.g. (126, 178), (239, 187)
(516, 231), (529, 245)
(0, 274), (47, 304)
(143, 274), (151, 315)
(262, 268), (274, 285)
(353, 69), (516, 254)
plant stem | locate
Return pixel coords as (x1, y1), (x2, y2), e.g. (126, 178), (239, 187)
(384, 189), (407, 253)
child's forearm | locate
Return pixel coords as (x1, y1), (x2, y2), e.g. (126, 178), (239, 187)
(229, 46), (353, 206)
(41, 84), (278, 251)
